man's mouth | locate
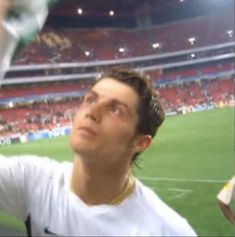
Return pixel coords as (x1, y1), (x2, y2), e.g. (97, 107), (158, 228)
(77, 126), (97, 136)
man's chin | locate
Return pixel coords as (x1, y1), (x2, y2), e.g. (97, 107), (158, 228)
(71, 143), (97, 159)
(70, 136), (93, 149)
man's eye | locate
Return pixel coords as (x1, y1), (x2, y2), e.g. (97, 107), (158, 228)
(84, 95), (95, 104)
(110, 105), (122, 115)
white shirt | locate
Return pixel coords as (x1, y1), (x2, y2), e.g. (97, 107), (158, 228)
(0, 155), (197, 236)
(217, 176), (235, 205)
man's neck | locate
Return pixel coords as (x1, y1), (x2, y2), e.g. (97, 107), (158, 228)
(70, 156), (131, 205)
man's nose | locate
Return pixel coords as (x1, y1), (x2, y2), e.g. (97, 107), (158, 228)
(84, 101), (103, 123)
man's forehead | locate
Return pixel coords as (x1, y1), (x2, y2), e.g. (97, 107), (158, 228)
(87, 89), (129, 108)
(92, 78), (137, 99)
(89, 78), (139, 110)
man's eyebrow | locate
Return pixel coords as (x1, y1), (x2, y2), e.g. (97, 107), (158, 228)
(110, 99), (129, 110)
(86, 90), (98, 96)
(88, 90), (130, 110)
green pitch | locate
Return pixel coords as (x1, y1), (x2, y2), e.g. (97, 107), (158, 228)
(0, 107), (234, 236)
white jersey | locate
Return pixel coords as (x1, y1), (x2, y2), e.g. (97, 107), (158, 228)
(0, 155), (196, 236)
(217, 176), (235, 205)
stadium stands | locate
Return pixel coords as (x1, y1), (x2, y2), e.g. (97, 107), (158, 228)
(0, 11), (234, 137)
(12, 13), (234, 64)
(0, 73), (234, 136)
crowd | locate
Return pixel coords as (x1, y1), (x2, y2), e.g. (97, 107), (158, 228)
(11, 13), (234, 64)
(0, 75), (234, 137)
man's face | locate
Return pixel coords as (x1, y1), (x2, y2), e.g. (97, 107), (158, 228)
(70, 78), (141, 166)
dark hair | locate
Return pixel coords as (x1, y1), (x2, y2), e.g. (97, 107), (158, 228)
(98, 66), (165, 162)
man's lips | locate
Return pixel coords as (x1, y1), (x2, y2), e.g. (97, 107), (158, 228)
(77, 126), (97, 136)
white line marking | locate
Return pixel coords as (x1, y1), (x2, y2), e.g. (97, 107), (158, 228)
(139, 176), (226, 183)
(168, 188), (192, 192)
(150, 186), (193, 200)
(168, 188), (193, 200)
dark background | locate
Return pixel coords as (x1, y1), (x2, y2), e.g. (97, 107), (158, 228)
(46, 0), (234, 28)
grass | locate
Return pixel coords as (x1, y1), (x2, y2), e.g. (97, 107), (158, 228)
(0, 107), (234, 236)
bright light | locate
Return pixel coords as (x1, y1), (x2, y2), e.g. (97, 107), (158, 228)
(109, 10), (114, 16)
(180, 0), (185, 2)
(84, 51), (90, 57)
(8, 101), (14, 108)
(77, 8), (83, 15)
(152, 43), (160, 49)
(118, 47), (125, 53)
(226, 30), (233, 38)
(190, 53), (196, 58)
(188, 37), (196, 45)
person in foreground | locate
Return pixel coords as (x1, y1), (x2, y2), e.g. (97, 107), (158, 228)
(217, 176), (235, 224)
(0, 66), (197, 236)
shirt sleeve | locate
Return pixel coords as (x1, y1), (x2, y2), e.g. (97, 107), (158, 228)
(0, 155), (29, 220)
(0, 154), (55, 221)
(217, 177), (235, 205)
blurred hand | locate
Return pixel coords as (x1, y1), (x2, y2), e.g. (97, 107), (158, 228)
(0, 0), (9, 37)
(0, 0), (9, 19)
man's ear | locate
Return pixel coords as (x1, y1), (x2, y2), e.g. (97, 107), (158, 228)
(133, 135), (152, 154)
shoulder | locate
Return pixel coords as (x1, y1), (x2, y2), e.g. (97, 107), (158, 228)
(0, 154), (59, 167)
(134, 179), (178, 215)
(0, 154), (73, 194)
(133, 179), (196, 236)
(0, 154), (70, 179)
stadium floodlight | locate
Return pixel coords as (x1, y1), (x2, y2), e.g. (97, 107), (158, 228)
(190, 53), (196, 59)
(77, 8), (83, 15)
(226, 30), (233, 38)
(152, 43), (160, 49)
(109, 10), (115, 16)
(118, 47), (125, 53)
(84, 51), (90, 57)
(188, 37), (196, 45)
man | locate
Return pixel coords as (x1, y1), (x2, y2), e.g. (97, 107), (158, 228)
(0, 66), (196, 236)
(217, 176), (235, 224)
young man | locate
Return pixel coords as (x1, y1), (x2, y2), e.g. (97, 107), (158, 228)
(217, 176), (235, 224)
(0, 66), (196, 236)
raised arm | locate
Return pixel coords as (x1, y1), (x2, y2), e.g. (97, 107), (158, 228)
(217, 177), (235, 224)
(217, 197), (235, 224)
(0, 155), (28, 220)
